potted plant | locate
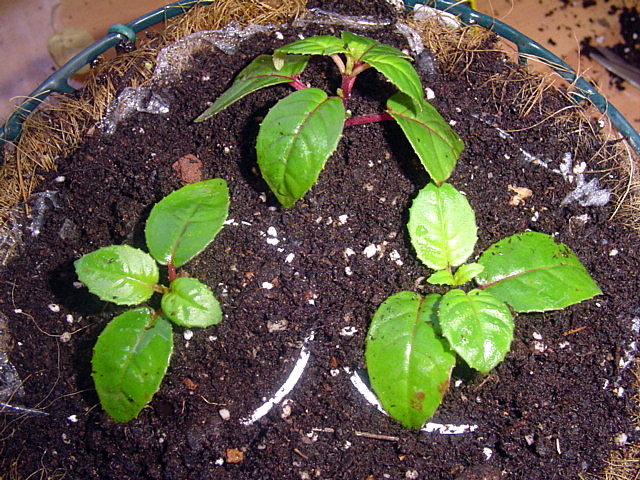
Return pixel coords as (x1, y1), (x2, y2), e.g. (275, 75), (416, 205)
(0, 1), (637, 479)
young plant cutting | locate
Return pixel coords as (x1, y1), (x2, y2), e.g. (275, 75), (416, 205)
(366, 181), (602, 429)
(196, 31), (463, 207)
(74, 179), (229, 422)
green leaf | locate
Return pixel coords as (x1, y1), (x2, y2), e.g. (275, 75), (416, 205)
(453, 263), (485, 286)
(408, 182), (477, 270)
(439, 289), (513, 373)
(92, 308), (173, 422)
(366, 292), (456, 429)
(161, 277), (222, 328)
(476, 232), (602, 312)
(274, 35), (346, 56)
(361, 47), (423, 107)
(387, 93), (464, 184)
(194, 54), (309, 121)
(74, 245), (158, 305)
(257, 88), (345, 207)
(146, 179), (229, 267)
(341, 31), (379, 61)
(427, 270), (456, 286)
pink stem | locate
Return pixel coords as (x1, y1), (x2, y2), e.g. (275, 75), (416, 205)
(288, 76), (308, 90)
(168, 262), (177, 283)
(344, 112), (394, 127)
(341, 75), (357, 99)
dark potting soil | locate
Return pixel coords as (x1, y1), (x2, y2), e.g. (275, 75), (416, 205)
(2, 4), (639, 480)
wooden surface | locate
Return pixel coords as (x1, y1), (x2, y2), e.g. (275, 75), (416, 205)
(475, 0), (640, 136)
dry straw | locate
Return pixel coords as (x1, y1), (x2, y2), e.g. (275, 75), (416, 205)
(0, 2), (638, 478)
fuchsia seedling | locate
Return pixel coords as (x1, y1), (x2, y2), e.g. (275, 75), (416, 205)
(196, 31), (464, 207)
(74, 179), (229, 422)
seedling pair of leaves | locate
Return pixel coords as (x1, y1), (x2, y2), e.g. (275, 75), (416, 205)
(74, 179), (229, 422)
(365, 182), (602, 429)
(195, 31), (464, 207)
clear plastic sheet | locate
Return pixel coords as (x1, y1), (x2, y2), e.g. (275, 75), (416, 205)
(100, 87), (170, 135)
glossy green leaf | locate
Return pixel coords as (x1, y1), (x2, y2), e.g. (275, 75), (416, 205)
(387, 93), (464, 183)
(195, 54), (309, 121)
(74, 245), (158, 305)
(161, 277), (222, 328)
(439, 289), (513, 374)
(453, 263), (485, 286)
(361, 47), (423, 107)
(145, 179), (229, 267)
(476, 232), (602, 312)
(427, 269), (456, 286)
(341, 31), (379, 60)
(92, 308), (173, 422)
(274, 35), (346, 56)
(408, 182), (477, 270)
(366, 292), (456, 429)
(257, 88), (345, 207)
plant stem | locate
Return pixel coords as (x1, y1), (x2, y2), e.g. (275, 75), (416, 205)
(168, 263), (177, 283)
(288, 76), (308, 90)
(330, 54), (346, 74)
(344, 112), (394, 127)
(341, 75), (357, 100)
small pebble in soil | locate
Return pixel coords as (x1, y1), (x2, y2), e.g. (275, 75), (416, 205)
(225, 448), (244, 464)
(340, 326), (358, 337)
(67, 415), (78, 423)
(219, 408), (231, 421)
(59, 332), (72, 343)
(48, 304), (60, 312)
(281, 401), (292, 419)
(183, 329), (193, 341)
(262, 281), (274, 290)
(614, 432), (628, 447)
(363, 244), (378, 258)
(406, 470), (419, 480)
(483, 447), (492, 460)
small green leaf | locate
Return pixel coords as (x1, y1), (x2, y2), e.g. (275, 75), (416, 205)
(408, 182), (477, 271)
(476, 232), (602, 312)
(387, 93), (464, 184)
(361, 47), (423, 107)
(366, 292), (456, 429)
(92, 308), (173, 422)
(257, 88), (345, 207)
(439, 289), (513, 373)
(453, 263), (485, 285)
(341, 31), (378, 60)
(161, 277), (222, 328)
(145, 179), (229, 267)
(275, 35), (346, 56)
(427, 270), (456, 286)
(195, 54), (309, 121)
(74, 245), (158, 305)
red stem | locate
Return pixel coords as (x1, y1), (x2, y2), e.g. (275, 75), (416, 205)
(344, 112), (394, 128)
(168, 262), (176, 283)
(288, 76), (308, 90)
(341, 74), (357, 99)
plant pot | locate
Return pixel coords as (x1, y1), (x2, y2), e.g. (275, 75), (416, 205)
(1, 2), (638, 479)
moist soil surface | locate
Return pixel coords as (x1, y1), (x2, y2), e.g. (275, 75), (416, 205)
(2, 2), (640, 479)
